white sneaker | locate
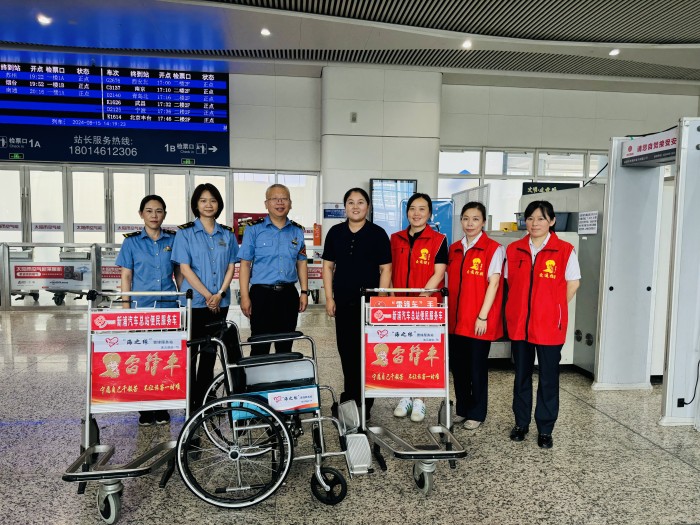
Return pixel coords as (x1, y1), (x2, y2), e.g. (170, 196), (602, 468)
(453, 415), (467, 425)
(394, 397), (412, 418)
(410, 399), (426, 422)
(463, 419), (482, 430)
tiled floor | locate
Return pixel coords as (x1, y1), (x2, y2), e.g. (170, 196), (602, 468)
(2, 308), (700, 525)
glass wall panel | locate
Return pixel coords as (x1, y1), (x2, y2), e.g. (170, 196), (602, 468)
(72, 170), (105, 243)
(438, 150), (480, 175)
(538, 152), (585, 178)
(437, 177), (480, 199)
(0, 169), (22, 242)
(485, 151), (533, 176)
(154, 172), (187, 228)
(113, 171), (147, 241)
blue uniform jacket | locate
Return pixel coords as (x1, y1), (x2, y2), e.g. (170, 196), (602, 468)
(171, 218), (239, 308)
(238, 216), (306, 286)
(115, 228), (177, 308)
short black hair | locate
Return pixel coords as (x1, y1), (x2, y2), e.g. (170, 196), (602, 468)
(406, 193), (432, 216)
(139, 195), (166, 213)
(191, 183), (224, 219)
(524, 200), (556, 232)
(343, 187), (370, 206)
(460, 201), (486, 221)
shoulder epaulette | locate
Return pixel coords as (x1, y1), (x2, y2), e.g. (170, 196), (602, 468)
(253, 217), (266, 225)
(220, 224), (234, 232)
(290, 220), (304, 230)
(163, 228), (177, 235)
(178, 222), (195, 229)
(122, 230), (140, 238)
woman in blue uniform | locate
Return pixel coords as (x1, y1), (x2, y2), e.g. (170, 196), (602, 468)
(172, 183), (239, 412)
(116, 194), (179, 426)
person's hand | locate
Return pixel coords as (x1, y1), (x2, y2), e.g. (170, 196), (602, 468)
(475, 318), (487, 336)
(325, 298), (336, 318)
(298, 293), (308, 313)
(240, 295), (252, 318)
(207, 293), (222, 313)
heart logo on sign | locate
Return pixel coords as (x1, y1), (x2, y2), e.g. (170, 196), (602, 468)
(377, 330), (388, 338)
(106, 337), (119, 347)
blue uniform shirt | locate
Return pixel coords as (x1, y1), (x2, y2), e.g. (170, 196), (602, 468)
(171, 218), (239, 308)
(238, 216), (307, 285)
(115, 228), (177, 308)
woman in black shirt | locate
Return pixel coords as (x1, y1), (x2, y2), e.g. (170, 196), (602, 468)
(322, 188), (392, 416)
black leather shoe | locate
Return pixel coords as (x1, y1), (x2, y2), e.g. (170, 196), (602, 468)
(538, 433), (553, 449)
(509, 425), (529, 442)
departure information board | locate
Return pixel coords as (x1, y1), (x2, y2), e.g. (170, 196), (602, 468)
(0, 62), (229, 166)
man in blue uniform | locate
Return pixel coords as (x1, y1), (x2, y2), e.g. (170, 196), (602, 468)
(238, 183), (308, 355)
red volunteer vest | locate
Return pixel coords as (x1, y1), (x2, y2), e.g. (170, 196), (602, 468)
(390, 225), (446, 293)
(505, 233), (574, 345)
(447, 232), (504, 341)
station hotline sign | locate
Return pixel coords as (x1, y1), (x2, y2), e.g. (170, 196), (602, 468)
(0, 62), (229, 166)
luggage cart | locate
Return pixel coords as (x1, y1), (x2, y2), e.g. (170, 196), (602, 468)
(63, 290), (192, 524)
(355, 287), (466, 495)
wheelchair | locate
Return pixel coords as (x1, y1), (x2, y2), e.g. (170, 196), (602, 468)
(176, 322), (372, 509)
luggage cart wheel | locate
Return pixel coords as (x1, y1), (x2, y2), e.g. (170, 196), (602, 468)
(97, 490), (121, 524)
(53, 293), (65, 306)
(412, 463), (434, 496)
(31, 293), (39, 302)
(310, 467), (347, 505)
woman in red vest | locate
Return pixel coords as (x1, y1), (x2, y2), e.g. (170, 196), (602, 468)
(391, 193), (448, 422)
(505, 200), (580, 449)
(447, 202), (505, 430)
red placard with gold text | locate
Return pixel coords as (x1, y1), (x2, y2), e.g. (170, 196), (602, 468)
(91, 331), (187, 405)
(368, 307), (445, 325)
(90, 309), (182, 331)
(365, 325), (445, 391)
(369, 296), (437, 307)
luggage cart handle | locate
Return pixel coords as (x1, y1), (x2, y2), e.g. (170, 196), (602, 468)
(362, 287), (448, 296)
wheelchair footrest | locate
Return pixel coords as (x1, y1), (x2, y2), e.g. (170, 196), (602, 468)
(344, 433), (372, 476)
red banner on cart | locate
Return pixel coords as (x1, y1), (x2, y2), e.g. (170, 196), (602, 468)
(91, 332), (187, 404)
(369, 297), (437, 308)
(90, 309), (183, 331)
(365, 326), (445, 390)
(369, 307), (445, 325)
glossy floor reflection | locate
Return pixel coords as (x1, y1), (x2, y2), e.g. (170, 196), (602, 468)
(2, 308), (700, 525)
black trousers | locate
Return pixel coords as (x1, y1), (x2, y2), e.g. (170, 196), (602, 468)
(189, 306), (229, 412)
(249, 285), (300, 355)
(449, 334), (491, 422)
(334, 301), (373, 413)
(511, 340), (562, 434)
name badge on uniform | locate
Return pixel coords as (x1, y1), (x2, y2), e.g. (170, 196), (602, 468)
(291, 239), (298, 245)
(218, 240), (227, 246)
(164, 246), (172, 252)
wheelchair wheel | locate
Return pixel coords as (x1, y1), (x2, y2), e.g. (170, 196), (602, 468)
(310, 466), (347, 505)
(177, 396), (293, 508)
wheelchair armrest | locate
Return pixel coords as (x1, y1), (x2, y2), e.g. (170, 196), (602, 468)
(247, 331), (304, 343)
(237, 351), (306, 367)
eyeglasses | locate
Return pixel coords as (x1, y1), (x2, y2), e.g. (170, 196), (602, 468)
(267, 197), (290, 203)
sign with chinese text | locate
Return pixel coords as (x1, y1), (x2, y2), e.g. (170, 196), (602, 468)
(369, 297), (437, 308)
(522, 182), (580, 195)
(368, 307), (445, 325)
(91, 330), (187, 410)
(621, 128), (678, 167)
(262, 386), (319, 413)
(0, 61), (229, 166)
(11, 262), (92, 290)
(577, 211), (599, 235)
(364, 325), (445, 393)
(90, 309), (183, 331)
